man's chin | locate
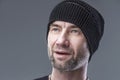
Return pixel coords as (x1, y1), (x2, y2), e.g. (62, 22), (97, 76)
(52, 58), (76, 72)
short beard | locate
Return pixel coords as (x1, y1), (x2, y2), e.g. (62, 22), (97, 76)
(48, 50), (89, 72)
(50, 54), (76, 72)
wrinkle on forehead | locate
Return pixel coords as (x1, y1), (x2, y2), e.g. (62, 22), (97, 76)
(52, 21), (79, 28)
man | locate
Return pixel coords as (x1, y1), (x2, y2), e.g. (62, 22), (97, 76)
(35, 0), (104, 80)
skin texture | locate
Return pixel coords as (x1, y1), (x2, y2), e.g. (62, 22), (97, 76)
(47, 21), (90, 80)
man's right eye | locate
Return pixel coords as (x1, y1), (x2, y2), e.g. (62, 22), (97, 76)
(50, 27), (60, 33)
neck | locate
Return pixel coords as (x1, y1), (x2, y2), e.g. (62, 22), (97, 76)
(50, 63), (88, 80)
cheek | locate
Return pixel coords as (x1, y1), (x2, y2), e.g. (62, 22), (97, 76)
(47, 34), (57, 49)
(71, 38), (83, 49)
(48, 35), (54, 57)
(70, 38), (88, 57)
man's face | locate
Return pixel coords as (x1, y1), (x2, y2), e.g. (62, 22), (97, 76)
(47, 21), (90, 71)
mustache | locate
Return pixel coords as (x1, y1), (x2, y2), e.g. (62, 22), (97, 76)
(53, 45), (73, 53)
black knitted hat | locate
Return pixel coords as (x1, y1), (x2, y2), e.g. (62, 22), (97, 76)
(47, 0), (104, 61)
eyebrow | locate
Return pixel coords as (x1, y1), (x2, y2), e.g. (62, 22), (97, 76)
(50, 23), (79, 28)
(69, 25), (79, 28)
(50, 23), (61, 28)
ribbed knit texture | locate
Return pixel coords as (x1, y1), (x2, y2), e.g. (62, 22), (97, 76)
(47, 0), (104, 61)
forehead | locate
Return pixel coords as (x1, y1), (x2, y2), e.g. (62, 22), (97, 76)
(50, 21), (79, 28)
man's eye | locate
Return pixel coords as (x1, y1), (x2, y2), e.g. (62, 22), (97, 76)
(52, 28), (59, 31)
(50, 27), (60, 33)
(70, 29), (80, 35)
(71, 30), (78, 33)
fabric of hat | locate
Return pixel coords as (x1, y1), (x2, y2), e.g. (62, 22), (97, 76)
(47, 0), (104, 61)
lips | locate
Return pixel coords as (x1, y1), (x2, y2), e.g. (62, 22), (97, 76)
(53, 50), (72, 60)
(55, 51), (71, 55)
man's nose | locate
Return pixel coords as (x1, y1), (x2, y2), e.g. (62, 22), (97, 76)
(56, 32), (69, 47)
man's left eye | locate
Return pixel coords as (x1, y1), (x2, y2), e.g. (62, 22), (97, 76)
(70, 29), (80, 35)
(71, 30), (79, 33)
(71, 30), (78, 33)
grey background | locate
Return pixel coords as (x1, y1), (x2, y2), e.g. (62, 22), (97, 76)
(0, 0), (120, 80)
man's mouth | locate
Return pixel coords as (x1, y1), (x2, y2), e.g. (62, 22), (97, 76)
(54, 51), (71, 55)
(53, 50), (72, 60)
